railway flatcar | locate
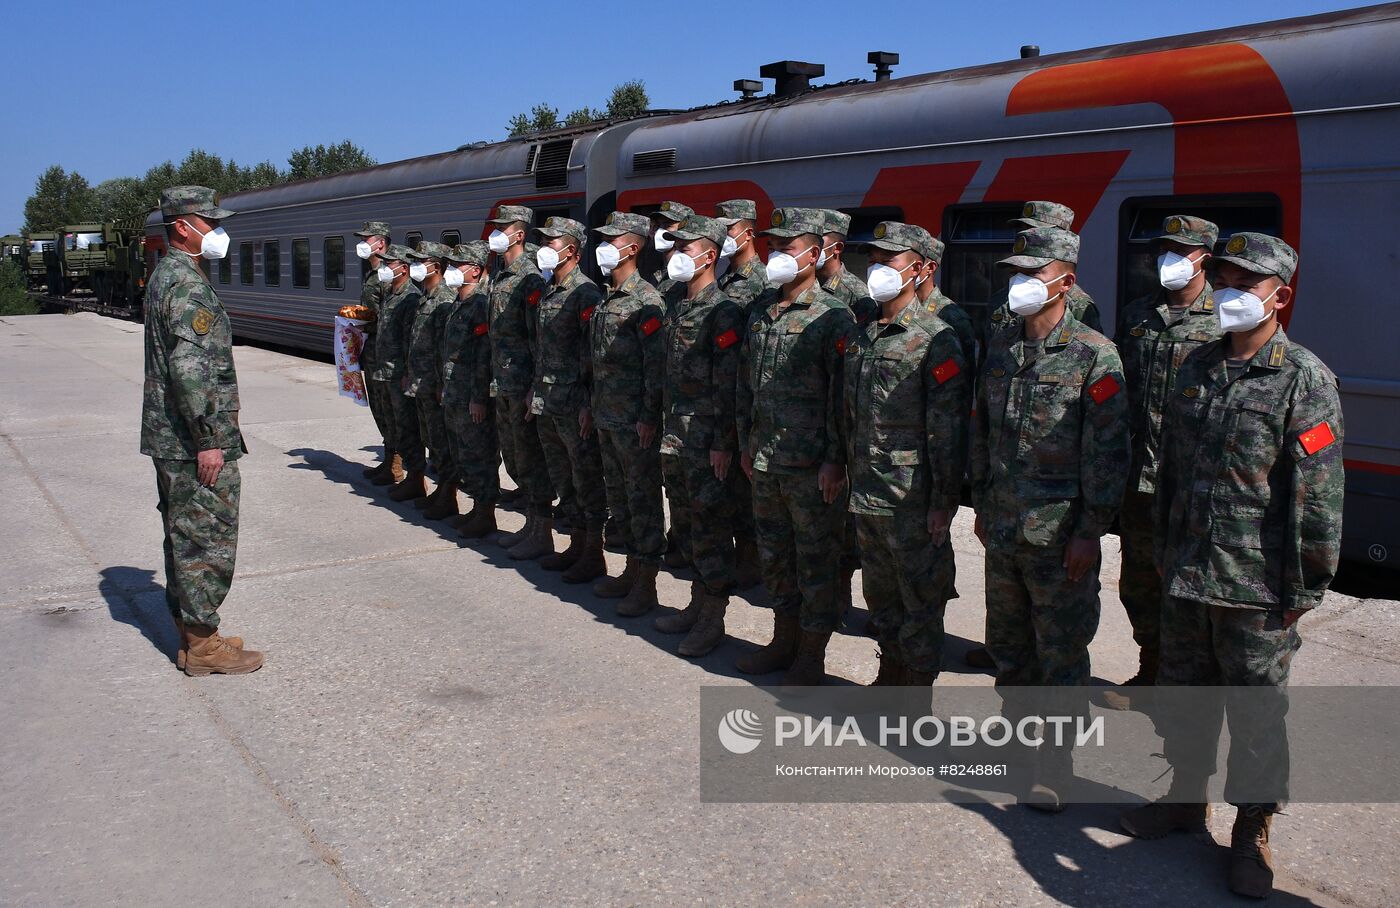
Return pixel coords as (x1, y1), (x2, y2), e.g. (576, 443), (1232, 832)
(144, 3), (1400, 568)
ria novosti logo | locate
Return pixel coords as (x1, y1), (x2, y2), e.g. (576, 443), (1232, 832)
(717, 708), (763, 754)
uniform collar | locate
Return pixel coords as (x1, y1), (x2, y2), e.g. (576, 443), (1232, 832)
(1249, 325), (1290, 371)
(768, 282), (822, 318)
(1025, 310), (1075, 350)
(505, 252), (536, 277)
(867, 299), (920, 339)
(821, 268), (847, 293)
(612, 269), (648, 298)
(168, 248), (211, 286)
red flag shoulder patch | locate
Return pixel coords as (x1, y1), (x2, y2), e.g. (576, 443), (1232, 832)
(1087, 374), (1121, 405)
(473, 322), (489, 337)
(580, 305), (595, 322)
(641, 316), (662, 337)
(931, 357), (960, 384)
(836, 337), (848, 355)
(1298, 421), (1336, 456)
(716, 328), (739, 350)
(527, 289), (541, 306)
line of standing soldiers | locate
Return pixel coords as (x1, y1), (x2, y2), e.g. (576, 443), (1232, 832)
(349, 200), (1342, 898)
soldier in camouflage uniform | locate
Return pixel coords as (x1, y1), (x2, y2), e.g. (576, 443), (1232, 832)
(486, 205), (556, 556)
(354, 220), (400, 485)
(735, 208), (855, 686)
(142, 186), (261, 676)
(653, 215), (747, 657)
(914, 233), (978, 368)
(588, 212), (667, 614)
(438, 242), (500, 539)
(648, 200), (693, 301)
(1103, 215), (1222, 710)
(405, 242), (460, 519)
(1120, 235), (1344, 900)
(527, 217), (608, 581)
(847, 222), (971, 687)
(375, 245), (429, 502)
(986, 202), (1103, 337)
(970, 226), (1130, 807)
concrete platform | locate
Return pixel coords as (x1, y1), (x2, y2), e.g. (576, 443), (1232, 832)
(0, 312), (1395, 907)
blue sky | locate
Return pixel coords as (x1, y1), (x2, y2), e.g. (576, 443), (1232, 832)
(2, 0), (1366, 232)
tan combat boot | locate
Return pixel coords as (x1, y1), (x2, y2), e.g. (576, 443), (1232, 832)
(734, 538), (761, 590)
(593, 556), (637, 598)
(387, 470), (426, 502)
(541, 528), (585, 571)
(423, 482), (460, 520)
(1119, 772), (1212, 839)
(780, 629), (832, 686)
(182, 624), (262, 677)
(870, 648), (903, 686)
(498, 514), (534, 548)
(678, 591), (727, 657)
(1229, 806), (1275, 898)
(561, 531), (606, 583)
(1103, 647), (1159, 710)
(616, 562), (659, 617)
(509, 516), (555, 560)
(736, 613), (802, 675)
(173, 614), (242, 672)
(655, 583), (704, 634)
(457, 504), (497, 539)
(390, 453), (405, 483)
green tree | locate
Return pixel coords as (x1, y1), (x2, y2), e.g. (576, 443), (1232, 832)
(508, 80), (650, 137)
(0, 261), (37, 316)
(507, 103), (560, 137)
(563, 106), (603, 127)
(605, 80), (649, 118)
(287, 140), (377, 181)
(23, 166), (98, 232)
(94, 177), (151, 224)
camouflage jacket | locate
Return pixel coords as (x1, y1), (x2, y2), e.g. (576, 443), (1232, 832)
(371, 279), (422, 383)
(590, 270), (666, 432)
(844, 301), (971, 516)
(488, 253), (547, 398)
(971, 311), (1129, 547)
(822, 266), (879, 326)
(439, 288), (492, 407)
(140, 250), (245, 460)
(359, 268), (387, 369)
(1115, 286), (1222, 494)
(405, 283), (456, 398)
(989, 282), (1102, 336)
(657, 275), (686, 314)
(1155, 328), (1344, 611)
(718, 256), (770, 309)
(528, 266), (602, 418)
(924, 285), (978, 369)
(660, 281), (746, 454)
(738, 284), (855, 472)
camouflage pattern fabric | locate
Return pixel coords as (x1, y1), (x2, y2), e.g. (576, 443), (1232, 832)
(408, 283), (457, 480)
(752, 468), (847, 632)
(664, 451), (738, 594)
(440, 289), (499, 503)
(822, 266), (878, 326)
(374, 279), (426, 471)
(923, 284), (977, 369)
(600, 428), (664, 562)
(1155, 328), (1344, 612)
(858, 512), (953, 673)
(159, 185), (234, 220)
(490, 253), (552, 512)
(153, 457), (240, 629)
(984, 543), (1101, 686)
(496, 393), (552, 514)
(391, 385), (425, 472)
(359, 268), (394, 449)
(717, 256), (770, 309)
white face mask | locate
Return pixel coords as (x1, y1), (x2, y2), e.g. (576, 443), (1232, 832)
(377, 265), (395, 283)
(668, 250), (708, 283)
(488, 229), (514, 254)
(182, 220), (230, 260)
(1158, 250), (1205, 291)
(654, 228), (675, 252)
(408, 263), (428, 282)
(866, 262), (915, 303)
(721, 230), (750, 259)
(816, 242), (839, 269)
(1215, 286), (1278, 333)
(355, 241), (374, 260)
(443, 267), (464, 289)
(596, 242), (631, 275)
(765, 247), (814, 286)
(537, 245), (566, 282)
(1006, 272), (1068, 316)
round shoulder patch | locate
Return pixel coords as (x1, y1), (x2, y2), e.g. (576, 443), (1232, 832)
(771, 209), (785, 227)
(191, 306), (215, 335)
(1165, 217), (1182, 234)
(606, 212), (616, 224)
(1226, 235), (1248, 255)
(873, 223), (887, 239)
(1013, 235), (1027, 254)
(1022, 202), (1035, 217)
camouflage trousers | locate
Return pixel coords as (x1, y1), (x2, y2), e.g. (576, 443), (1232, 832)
(1118, 489), (1162, 652)
(537, 411), (608, 531)
(752, 467), (847, 632)
(984, 542), (1101, 687)
(857, 509), (954, 674)
(153, 457), (239, 630)
(495, 393), (553, 516)
(390, 383), (425, 472)
(598, 427), (664, 563)
(731, 468), (757, 547)
(443, 387), (500, 505)
(1157, 598), (1300, 808)
(662, 450), (737, 595)
(412, 391), (455, 483)
(366, 375), (396, 451)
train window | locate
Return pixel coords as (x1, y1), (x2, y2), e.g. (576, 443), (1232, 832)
(940, 203), (1023, 345)
(324, 237), (345, 290)
(292, 238), (311, 288)
(405, 231), (423, 249)
(440, 230), (460, 246)
(239, 242), (253, 284)
(264, 240), (281, 286)
(1118, 195), (1283, 322)
(217, 254), (231, 285)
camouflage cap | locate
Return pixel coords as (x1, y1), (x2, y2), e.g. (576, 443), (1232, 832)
(821, 209), (852, 237)
(488, 204), (534, 226)
(160, 185), (235, 221)
(664, 214), (727, 250)
(415, 241), (451, 261)
(714, 199), (758, 226)
(865, 221), (939, 260)
(379, 243), (415, 263)
(1214, 232), (1297, 283)
(594, 211), (651, 238)
(1010, 200), (1075, 231)
(653, 201), (694, 226)
(1154, 215), (1220, 249)
(447, 241), (489, 266)
(999, 227), (1080, 268)
(537, 215), (587, 246)
(354, 220), (391, 239)
(760, 207), (827, 239)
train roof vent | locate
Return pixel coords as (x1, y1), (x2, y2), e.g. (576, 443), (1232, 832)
(632, 149), (677, 174)
(524, 145), (538, 173)
(533, 139), (574, 190)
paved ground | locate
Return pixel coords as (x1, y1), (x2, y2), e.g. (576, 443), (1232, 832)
(1, 312), (1396, 907)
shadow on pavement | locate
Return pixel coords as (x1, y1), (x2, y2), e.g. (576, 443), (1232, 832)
(99, 565), (179, 664)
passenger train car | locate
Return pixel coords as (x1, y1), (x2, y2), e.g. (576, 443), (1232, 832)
(144, 4), (1400, 567)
